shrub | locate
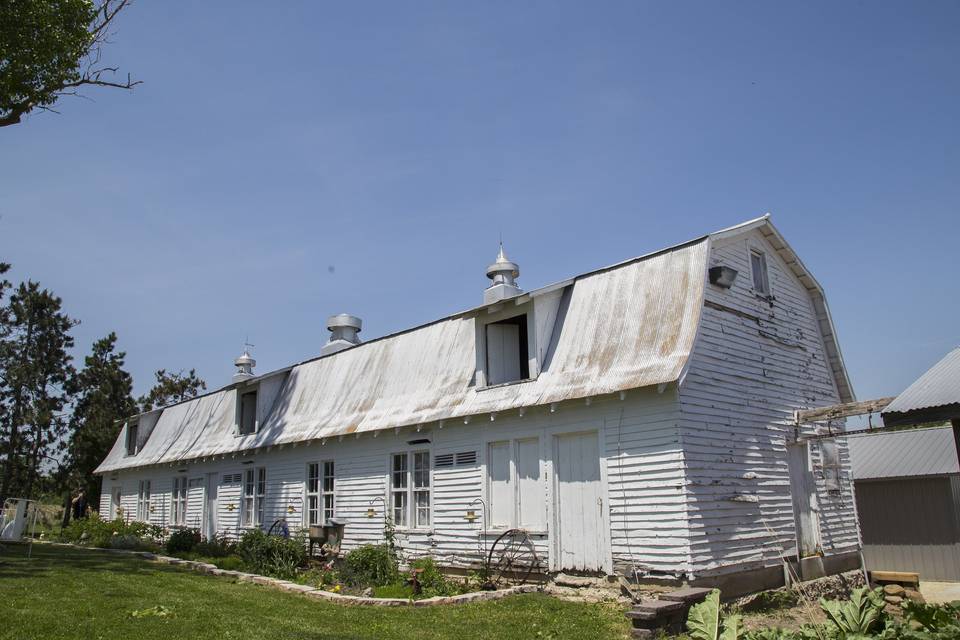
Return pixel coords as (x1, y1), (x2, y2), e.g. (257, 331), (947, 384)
(165, 528), (201, 555)
(410, 557), (459, 597)
(210, 555), (244, 571)
(341, 544), (400, 587)
(819, 587), (887, 637)
(236, 529), (307, 580)
(194, 533), (236, 558)
(59, 515), (161, 550)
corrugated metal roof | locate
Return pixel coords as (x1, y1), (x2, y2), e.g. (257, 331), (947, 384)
(882, 347), (960, 417)
(96, 237), (709, 473)
(848, 426), (960, 480)
(95, 216), (854, 474)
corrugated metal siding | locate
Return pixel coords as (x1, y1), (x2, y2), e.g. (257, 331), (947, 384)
(848, 426), (960, 480)
(97, 239), (708, 473)
(883, 347), (960, 415)
(855, 476), (960, 581)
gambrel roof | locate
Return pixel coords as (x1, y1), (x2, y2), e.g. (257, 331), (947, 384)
(96, 216), (852, 474)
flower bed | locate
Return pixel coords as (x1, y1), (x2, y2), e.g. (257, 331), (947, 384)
(56, 516), (525, 605)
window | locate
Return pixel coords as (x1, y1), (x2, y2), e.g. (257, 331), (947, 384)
(390, 451), (431, 529)
(821, 440), (842, 493)
(239, 391), (257, 435)
(306, 461), (335, 526)
(126, 422), (139, 456)
(137, 480), (151, 521)
(485, 315), (529, 385)
(487, 438), (543, 530)
(170, 477), (188, 525)
(242, 467), (266, 527)
(750, 249), (770, 295)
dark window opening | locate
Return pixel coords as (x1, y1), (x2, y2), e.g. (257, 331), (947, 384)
(239, 391), (258, 435)
(485, 314), (529, 385)
(751, 250), (770, 295)
(126, 423), (139, 456)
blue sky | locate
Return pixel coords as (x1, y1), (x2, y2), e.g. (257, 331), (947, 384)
(1, 1), (957, 403)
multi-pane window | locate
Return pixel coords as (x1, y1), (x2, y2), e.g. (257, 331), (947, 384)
(390, 452), (431, 529)
(242, 467), (266, 527)
(487, 438), (543, 530)
(750, 249), (770, 295)
(171, 477), (188, 525)
(137, 480), (151, 521)
(306, 461), (335, 526)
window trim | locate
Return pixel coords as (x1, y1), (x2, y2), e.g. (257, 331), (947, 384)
(236, 387), (259, 436)
(750, 248), (771, 297)
(137, 479), (151, 522)
(171, 476), (188, 526)
(304, 460), (335, 527)
(387, 450), (432, 531)
(241, 466), (266, 528)
(126, 422), (139, 456)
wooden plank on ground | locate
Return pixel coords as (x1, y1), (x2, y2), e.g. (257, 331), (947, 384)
(870, 570), (920, 585)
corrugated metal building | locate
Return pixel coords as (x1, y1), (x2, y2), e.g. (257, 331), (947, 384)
(95, 216), (862, 593)
(849, 427), (960, 581)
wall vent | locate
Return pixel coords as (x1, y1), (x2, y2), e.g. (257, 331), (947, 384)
(222, 473), (242, 484)
(455, 451), (478, 466)
(435, 453), (455, 468)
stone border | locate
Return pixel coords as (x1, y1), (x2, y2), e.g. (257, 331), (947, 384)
(43, 542), (541, 606)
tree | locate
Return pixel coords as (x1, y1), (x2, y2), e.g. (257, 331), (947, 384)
(0, 281), (77, 505)
(0, 0), (140, 128)
(64, 332), (135, 505)
(138, 368), (206, 412)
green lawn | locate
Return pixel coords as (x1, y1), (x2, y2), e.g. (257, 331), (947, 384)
(0, 543), (630, 640)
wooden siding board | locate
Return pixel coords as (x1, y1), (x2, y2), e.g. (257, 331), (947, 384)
(678, 230), (858, 578)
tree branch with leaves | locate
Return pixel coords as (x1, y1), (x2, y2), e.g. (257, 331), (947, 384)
(0, 0), (140, 128)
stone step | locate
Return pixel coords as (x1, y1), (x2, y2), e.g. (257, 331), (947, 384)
(626, 599), (685, 621)
(659, 587), (715, 604)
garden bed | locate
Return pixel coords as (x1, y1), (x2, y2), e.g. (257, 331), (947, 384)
(44, 542), (540, 606)
(55, 516), (534, 604)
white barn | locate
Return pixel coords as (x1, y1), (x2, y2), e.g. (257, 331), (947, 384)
(94, 215), (860, 593)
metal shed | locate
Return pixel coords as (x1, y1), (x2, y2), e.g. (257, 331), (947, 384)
(848, 426), (960, 581)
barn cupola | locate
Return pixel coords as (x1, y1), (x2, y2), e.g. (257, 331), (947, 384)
(484, 244), (522, 304)
(321, 313), (362, 355)
(233, 349), (256, 383)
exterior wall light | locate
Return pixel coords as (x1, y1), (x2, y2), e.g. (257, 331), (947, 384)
(708, 266), (738, 288)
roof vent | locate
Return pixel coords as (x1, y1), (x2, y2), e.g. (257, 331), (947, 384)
(233, 349), (256, 383)
(484, 243), (522, 304)
(321, 314), (362, 355)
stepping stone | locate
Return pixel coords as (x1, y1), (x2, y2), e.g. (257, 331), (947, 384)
(659, 587), (714, 604)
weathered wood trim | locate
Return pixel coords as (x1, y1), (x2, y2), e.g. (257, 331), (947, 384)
(795, 398), (895, 424)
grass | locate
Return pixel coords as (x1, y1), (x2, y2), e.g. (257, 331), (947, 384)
(0, 543), (630, 640)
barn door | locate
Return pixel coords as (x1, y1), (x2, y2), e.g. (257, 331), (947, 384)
(110, 486), (121, 520)
(787, 442), (820, 557)
(203, 472), (219, 540)
(554, 432), (606, 572)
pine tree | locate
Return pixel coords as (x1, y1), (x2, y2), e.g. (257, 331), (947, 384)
(0, 281), (77, 505)
(138, 368), (206, 412)
(65, 332), (136, 505)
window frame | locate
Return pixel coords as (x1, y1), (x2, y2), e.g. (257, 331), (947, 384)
(388, 450), (432, 531)
(171, 476), (188, 526)
(126, 422), (139, 456)
(750, 248), (771, 296)
(305, 460), (335, 526)
(236, 388), (259, 436)
(241, 466), (266, 528)
(475, 302), (538, 390)
(137, 479), (151, 521)
(484, 436), (544, 532)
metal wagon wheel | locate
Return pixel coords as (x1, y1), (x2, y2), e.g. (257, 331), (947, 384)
(486, 528), (541, 587)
